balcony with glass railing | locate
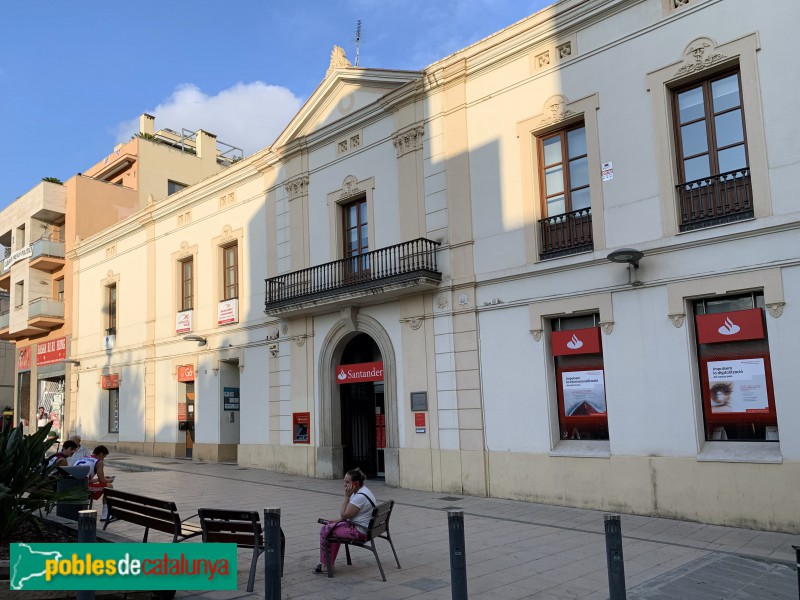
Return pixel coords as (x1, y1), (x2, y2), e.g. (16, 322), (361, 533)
(0, 310), (9, 331)
(29, 236), (66, 272)
(28, 296), (65, 329)
(264, 238), (442, 316)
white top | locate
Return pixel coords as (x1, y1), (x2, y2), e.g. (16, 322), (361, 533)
(348, 486), (377, 533)
(68, 445), (90, 465)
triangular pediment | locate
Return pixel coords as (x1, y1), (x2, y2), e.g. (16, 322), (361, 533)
(273, 48), (421, 149)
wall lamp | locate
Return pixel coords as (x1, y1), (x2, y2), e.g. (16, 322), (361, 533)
(61, 359), (81, 366)
(183, 335), (208, 347)
(607, 247), (644, 286)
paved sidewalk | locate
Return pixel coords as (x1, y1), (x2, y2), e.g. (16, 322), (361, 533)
(99, 454), (798, 599)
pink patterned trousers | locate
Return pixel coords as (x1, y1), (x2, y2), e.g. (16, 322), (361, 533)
(319, 520), (367, 565)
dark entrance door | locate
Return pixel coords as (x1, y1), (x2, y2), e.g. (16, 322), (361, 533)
(339, 333), (384, 478)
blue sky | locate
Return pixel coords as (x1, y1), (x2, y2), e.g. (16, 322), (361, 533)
(0, 1), (550, 208)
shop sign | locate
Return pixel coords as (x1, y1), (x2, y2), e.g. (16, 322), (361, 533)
(551, 327), (601, 356)
(414, 412), (426, 434)
(2, 245), (32, 271)
(707, 358), (769, 414)
(696, 308), (765, 344)
(223, 387), (240, 411)
(177, 402), (188, 421)
(17, 346), (31, 370)
(217, 299), (238, 325)
(562, 369), (606, 416)
(335, 361), (384, 384)
(293, 412), (310, 444)
(36, 337), (67, 366)
(177, 365), (195, 382)
(176, 310), (193, 334)
(101, 374), (120, 389)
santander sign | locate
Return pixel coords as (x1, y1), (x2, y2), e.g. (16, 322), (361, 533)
(336, 361), (384, 384)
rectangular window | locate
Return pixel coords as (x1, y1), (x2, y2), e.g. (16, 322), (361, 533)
(15, 225), (26, 250)
(55, 278), (64, 302)
(342, 197), (369, 276)
(550, 313), (608, 441)
(693, 292), (777, 441)
(673, 69), (752, 231)
(106, 284), (117, 335)
(14, 281), (24, 308)
(537, 123), (593, 259)
(168, 180), (187, 196)
(223, 244), (238, 300)
(180, 259), (193, 311)
(108, 388), (119, 433)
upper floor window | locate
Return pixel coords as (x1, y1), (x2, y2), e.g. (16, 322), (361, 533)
(342, 197), (370, 276)
(168, 180), (187, 196)
(14, 281), (24, 308)
(673, 69), (752, 231)
(55, 278), (64, 302)
(537, 124), (593, 259)
(223, 244), (238, 300)
(106, 284), (117, 335)
(180, 258), (193, 311)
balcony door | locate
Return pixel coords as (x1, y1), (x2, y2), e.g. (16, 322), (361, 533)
(342, 197), (370, 281)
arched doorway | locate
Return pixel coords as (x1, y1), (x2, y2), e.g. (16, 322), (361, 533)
(317, 311), (399, 485)
(339, 333), (384, 478)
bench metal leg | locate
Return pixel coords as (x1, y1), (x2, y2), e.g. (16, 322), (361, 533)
(383, 533), (401, 568)
(246, 547), (261, 592)
(345, 544), (352, 565)
(324, 542), (335, 578)
(369, 540), (387, 582)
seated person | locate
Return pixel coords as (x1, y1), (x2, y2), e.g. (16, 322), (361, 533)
(314, 467), (376, 574)
(45, 440), (78, 470)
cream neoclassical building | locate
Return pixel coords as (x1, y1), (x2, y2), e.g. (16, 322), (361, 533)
(70, 0), (800, 532)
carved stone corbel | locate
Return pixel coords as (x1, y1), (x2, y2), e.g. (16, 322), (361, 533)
(340, 306), (359, 333)
(530, 330), (543, 342)
(766, 303), (785, 318)
(669, 314), (685, 328)
(599, 321), (614, 335)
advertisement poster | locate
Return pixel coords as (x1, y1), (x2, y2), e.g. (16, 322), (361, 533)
(562, 370), (606, 416)
(176, 310), (193, 334)
(293, 412), (310, 444)
(217, 298), (238, 325)
(707, 358), (769, 413)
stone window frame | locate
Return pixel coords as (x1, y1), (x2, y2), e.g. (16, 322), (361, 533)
(647, 33), (770, 238)
(327, 175), (376, 260)
(101, 271), (121, 337)
(210, 225), (244, 327)
(529, 292), (613, 456)
(666, 268), (785, 463)
(518, 93), (606, 264)
(171, 242), (199, 315)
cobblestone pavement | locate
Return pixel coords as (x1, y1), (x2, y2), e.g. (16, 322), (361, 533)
(94, 455), (797, 599)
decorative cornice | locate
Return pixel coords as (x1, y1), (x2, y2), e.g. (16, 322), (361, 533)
(285, 175), (309, 201)
(392, 125), (424, 157)
(675, 37), (727, 77)
(339, 175), (363, 200)
(539, 95), (576, 127)
(326, 45), (352, 78)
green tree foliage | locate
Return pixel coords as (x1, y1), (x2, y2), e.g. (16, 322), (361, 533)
(41, 177), (63, 184)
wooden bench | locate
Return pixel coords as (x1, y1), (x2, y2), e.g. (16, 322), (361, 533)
(198, 508), (285, 593)
(102, 488), (202, 543)
(323, 500), (401, 581)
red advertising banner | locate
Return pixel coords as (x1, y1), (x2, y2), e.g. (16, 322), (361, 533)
(177, 365), (195, 382)
(335, 361), (384, 384)
(101, 374), (120, 389)
(293, 412), (310, 444)
(36, 337), (67, 366)
(551, 327), (602, 356)
(696, 308), (765, 344)
(414, 413), (426, 427)
(17, 346), (31, 370)
(376, 414), (387, 447)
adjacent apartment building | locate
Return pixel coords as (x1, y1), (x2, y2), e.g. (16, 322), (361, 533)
(68, 0), (800, 532)
(0, 114), (239, 437)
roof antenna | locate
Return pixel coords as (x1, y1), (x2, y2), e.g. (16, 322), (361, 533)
(354, 20), (362, 67)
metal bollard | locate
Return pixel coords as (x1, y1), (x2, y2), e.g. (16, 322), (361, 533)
(264, 508), (282, 600)
(77, 510), (96, 600)
(604, 514), (627, 600)
(448, 510), (468, 600)
(792, 545), (800, 599)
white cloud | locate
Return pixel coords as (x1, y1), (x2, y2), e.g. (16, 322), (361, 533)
(114, 82), (304, 157)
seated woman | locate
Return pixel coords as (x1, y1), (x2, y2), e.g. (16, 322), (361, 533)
(314, 467), (376, 574)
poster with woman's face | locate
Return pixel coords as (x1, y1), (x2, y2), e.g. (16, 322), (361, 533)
(707, 358), (769, 413)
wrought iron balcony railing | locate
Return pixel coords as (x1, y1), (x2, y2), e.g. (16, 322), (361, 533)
(265, 238), (441, 310)
(677, 168), (752, 232)
(539, 208), (593, 260)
